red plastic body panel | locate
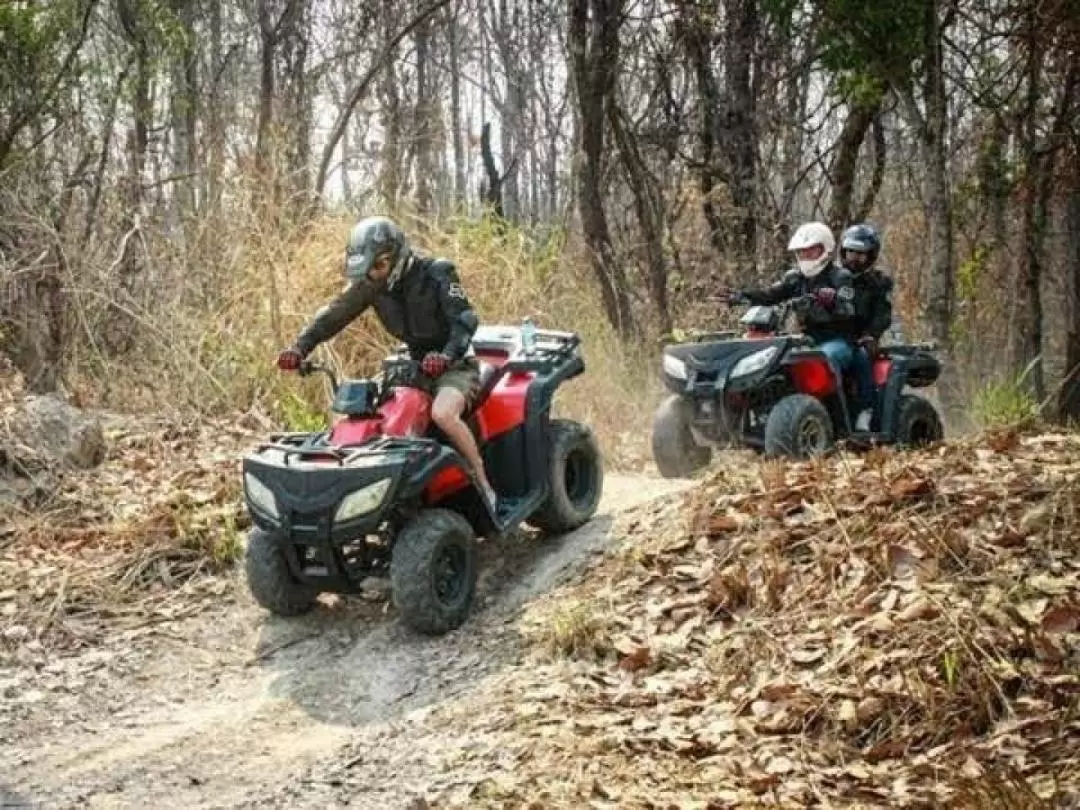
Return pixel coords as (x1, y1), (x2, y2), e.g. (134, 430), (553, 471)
(872, 357), (892, 387)
(789, 357), (837, 398)
(473, 370), (533, 441)
(424, 464), (470, 504)
(745, 327), (775, 339)
(328, 386), (432, 446)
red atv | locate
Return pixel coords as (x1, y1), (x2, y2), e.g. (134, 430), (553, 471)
(652, 299), (944, 476)
(241, 324), (603, 634)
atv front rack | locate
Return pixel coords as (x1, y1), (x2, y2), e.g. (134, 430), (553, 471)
(256, 432), (444, 467)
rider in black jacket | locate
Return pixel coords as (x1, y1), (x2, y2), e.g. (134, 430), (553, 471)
(839, 223), (892, 430)
(727, 221), (860, 379)
(277, 216), (496, 506)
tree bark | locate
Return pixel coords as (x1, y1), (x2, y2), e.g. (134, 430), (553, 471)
(853, 113), (886, 223)
(1061, 166), (1080, 420)
(480, 122), (504, 218)
(207, 0), (224, 214)
(921, 0), (954, 351)
(414, 4), (434, 216)
(681, 7), (727, 258)
(448, 1), (466, 207)
(255, 0), (277, 180)
(720, 0), (759, 271)
(170, 0), (198, 220)
(609, 102), (671, 334)
(1014, 5), (1047, 396)
(827, 94), (881, 230)
(568, 0), (634, 338)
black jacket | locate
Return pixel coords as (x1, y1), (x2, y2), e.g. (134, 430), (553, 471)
(293, 256), (479, 361)
(741, 263), (858, 341)
(850, 268), (893, 341)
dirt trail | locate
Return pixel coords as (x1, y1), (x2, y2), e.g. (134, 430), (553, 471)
(2, 473), (689, 810)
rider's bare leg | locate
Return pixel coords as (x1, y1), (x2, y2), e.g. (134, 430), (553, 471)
(431, 387), (495, 501)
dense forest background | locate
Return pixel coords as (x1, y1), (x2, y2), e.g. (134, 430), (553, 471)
(1, 0), (1077, 440)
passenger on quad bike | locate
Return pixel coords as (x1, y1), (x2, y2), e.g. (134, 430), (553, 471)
(726, 221), (864, 396)
(277, 215), (497, 508)
(839, 222), (894, 431)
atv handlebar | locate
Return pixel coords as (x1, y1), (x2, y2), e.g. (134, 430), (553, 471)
(298, 360), (340, 393)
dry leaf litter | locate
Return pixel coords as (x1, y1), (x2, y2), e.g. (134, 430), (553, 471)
(0, 410), (263, 652)
(305, 430), (1080, 808)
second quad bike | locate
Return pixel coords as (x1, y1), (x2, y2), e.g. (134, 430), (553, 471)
(651, 299), (944, 477)
(241, 324), (603, 634)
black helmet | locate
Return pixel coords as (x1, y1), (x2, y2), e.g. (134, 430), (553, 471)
(344, 216), (411, 288)
(840, 223), (881, 271)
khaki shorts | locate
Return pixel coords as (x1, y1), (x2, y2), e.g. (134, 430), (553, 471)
(429, 357), (481, 405)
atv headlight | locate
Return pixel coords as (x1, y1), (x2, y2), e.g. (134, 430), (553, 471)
(730, 346), (779, 379)
(662, 354), (687, 380)
(335, 478), (393, 523)
(244, 473), (279, 518)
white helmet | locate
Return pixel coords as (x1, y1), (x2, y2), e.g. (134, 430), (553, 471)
(787, 221), (836, 277)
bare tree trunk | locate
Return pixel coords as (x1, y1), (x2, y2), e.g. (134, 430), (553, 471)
(414, 5), (434, 216)
(569, 0), (634, 338)
(921, 0), (954, 351)
(720, 0), (759, 271)
(853, 114), (886, 222)
(449, 1), (466, 207)
(480, 122), (504, 218)
(827, 93), (881, 231)
(779, 40), (810, 229)
(207, 0), (224, 213)
(282, 0), (311, 203)
(681, 9), (727, 259)
(1061, 160), (1080, 420)
(373, 0), (411, 207)
(494, 0), (523, 222)
(256, 0), (277, 180)
(1014, 7), (1047, 396)
(170, 0), (198, 220)
(116, 0), (152, 306)
(609, 102), (670, 333)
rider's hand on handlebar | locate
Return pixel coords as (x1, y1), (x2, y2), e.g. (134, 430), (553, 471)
(421, 351), (450, 378)
(813, 287), (837, 310)
(719, 287), (749, 306)
(277, 347), (303, 371)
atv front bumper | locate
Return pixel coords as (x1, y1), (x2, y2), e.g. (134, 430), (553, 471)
(242, 434), (450, 592)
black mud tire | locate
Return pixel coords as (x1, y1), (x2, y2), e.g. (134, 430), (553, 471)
(764, 394), (835, 458)
(391, 509), (478, 635)
(528, 419), (604, 534)
(651, 395), (712, 478)
(245, 528), (318, 617)
(894, 393), (944, 448)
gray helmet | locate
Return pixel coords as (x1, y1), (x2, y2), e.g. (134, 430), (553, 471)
(344, 216), (411, 288)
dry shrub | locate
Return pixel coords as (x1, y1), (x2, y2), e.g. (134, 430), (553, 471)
(65, 202), (659, 468)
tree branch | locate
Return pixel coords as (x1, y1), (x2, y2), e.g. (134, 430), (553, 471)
(314, 0), (452, 196)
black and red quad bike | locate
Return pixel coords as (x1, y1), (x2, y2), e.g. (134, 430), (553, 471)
(651, 299), (944, 477)
(241, 325), (603, 634)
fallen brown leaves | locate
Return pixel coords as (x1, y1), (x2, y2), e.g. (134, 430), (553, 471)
(1, 413), (262, 651)
(433, 432), (1080, 807)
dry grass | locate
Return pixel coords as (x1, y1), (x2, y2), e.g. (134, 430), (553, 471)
(64, 207), (659, 469)
(0, 413), (260, 649)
